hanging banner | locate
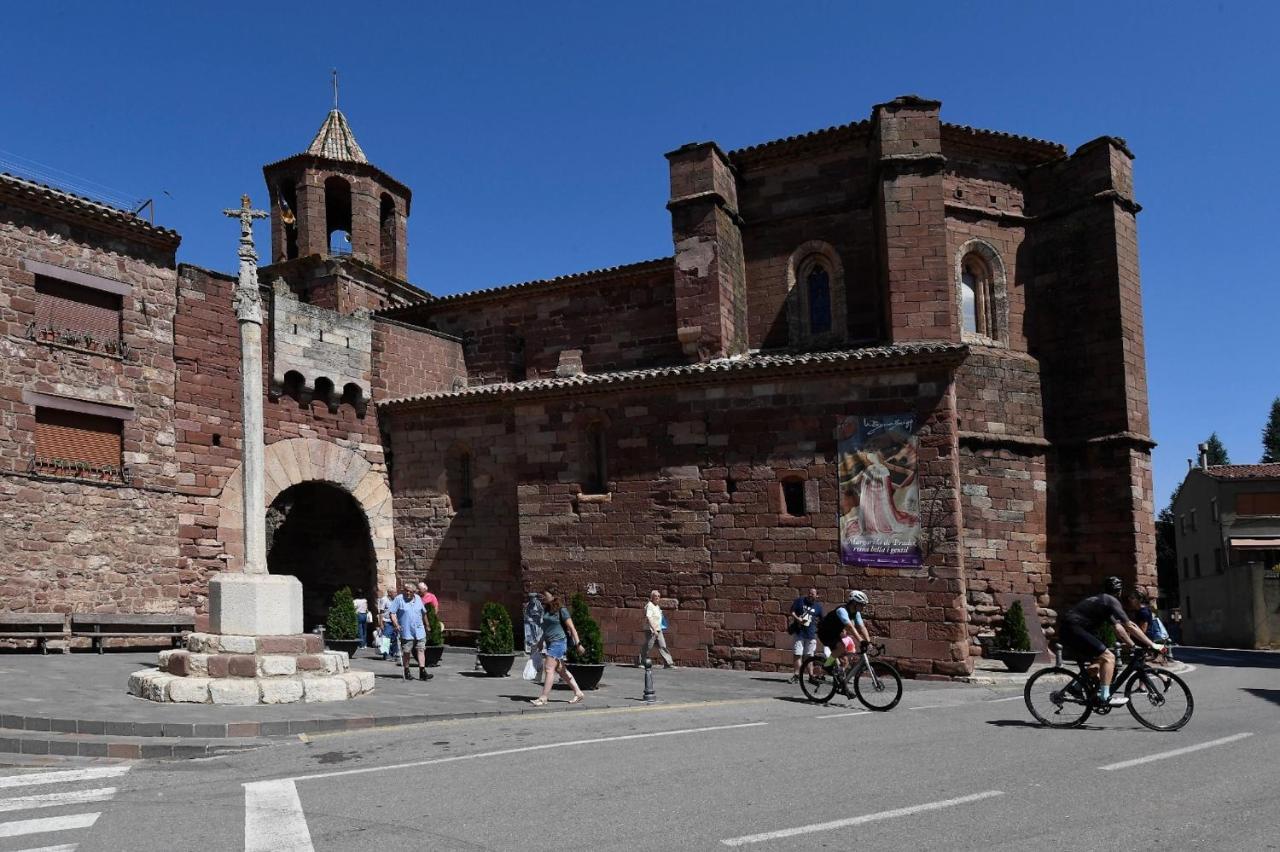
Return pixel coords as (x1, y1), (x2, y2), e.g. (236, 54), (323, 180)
(837, 414), (922, 567)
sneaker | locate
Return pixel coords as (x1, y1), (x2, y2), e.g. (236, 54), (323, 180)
(822, 656), (837, 669)
(402, 669), (411, 681)
(1106, 694), (1129, 707)
(788, 675), (800, 684)
(419, 670), (433, 681)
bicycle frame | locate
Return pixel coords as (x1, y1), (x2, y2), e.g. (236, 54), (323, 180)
(1072, 646), (1159, 710)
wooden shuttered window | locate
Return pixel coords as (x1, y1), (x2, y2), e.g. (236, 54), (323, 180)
(34, 275), (122, 352)
(1237, 492), (1280, 516)
(34, 408), (124, 480)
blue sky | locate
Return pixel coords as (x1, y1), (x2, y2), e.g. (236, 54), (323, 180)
(3, 1), (1276, 509)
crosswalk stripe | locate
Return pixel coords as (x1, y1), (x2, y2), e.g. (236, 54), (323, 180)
(0, 812), (99, 838)
(0, 787), (117, 813)
(0, 767), (130, 790)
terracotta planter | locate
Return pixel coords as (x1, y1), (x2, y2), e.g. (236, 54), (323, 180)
(424, 644), (445, 667)
(566, 662), (606, 691)
(477, 653), (515, 677)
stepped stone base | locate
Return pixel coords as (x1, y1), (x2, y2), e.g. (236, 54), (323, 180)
(128, 632), (374, 704)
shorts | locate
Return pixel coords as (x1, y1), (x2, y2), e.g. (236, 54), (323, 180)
(792, 637), (817, 657)
(817, 626), (843, 654)
(544, 639), (568, 660)
(400, 636), (425, 653)
(1058, 621), (1107, 661)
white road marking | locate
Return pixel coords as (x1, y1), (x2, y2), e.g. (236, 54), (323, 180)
(0, 767), (130, 790)
(908, 703), (955, 710)
(244, 780), (314, 852)
(1099, 732), (1254, 771)
(984, 695), (1024, 703)
(9, 844), (78, 852)
(815, 711), (868, 719)
(244, 721), (767, 850)
(0, 787), (116, 813)
(0, 812), (99, 838)
(721, 790), (1006, 845)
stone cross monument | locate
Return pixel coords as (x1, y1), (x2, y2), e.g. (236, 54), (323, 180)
(127, 196), (373, 704)
(207, 195), (304, 635)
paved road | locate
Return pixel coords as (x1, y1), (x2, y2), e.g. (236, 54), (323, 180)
(11, 651), (1279, 851)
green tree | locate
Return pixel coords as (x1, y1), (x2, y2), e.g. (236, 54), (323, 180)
(1155, 483), (1182, 603)
(478, 602), (514, 654)
(567, 593), (604, 664)
(995, 600), (1032, 652)
(1204, 433), (1230, 466)
(1262, 397), (1280, 464)
(425, 603), (443, 646)
(325, 587), (358, 641)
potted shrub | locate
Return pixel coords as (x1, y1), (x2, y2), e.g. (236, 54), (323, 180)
(565, 593), (606, 690)
(477, 601), (515, 676)
(991, 599), (1037, 673)
(424, 603), (445, 667)
(325, 586), (361, 658)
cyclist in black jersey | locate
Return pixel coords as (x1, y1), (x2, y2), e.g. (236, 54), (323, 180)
(1058, 576), (1166, 706)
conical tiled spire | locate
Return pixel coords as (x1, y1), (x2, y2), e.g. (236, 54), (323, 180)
(306, 109), (367, 163)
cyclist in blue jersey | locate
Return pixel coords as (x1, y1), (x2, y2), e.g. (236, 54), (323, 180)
(817, 590), (872, 671)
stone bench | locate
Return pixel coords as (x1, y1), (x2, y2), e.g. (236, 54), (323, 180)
(0, 613), (68, 654)
(71, 613), (195, 654)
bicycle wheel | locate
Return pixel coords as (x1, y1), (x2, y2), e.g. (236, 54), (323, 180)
(852, 660), (903, 711)
(1125, 667), (1194, 731)
(1024, 667), (1093, 728)
(799, 656), (839, 703)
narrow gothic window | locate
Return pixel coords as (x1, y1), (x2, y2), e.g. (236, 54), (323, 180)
(379, 194), (397, 273)
(960, 267), (979, 334)
(960, 253), (995, 337)
(458, 451), (473, 509)
(584, 422), (607, 494)
(324, 176), (353, 256)
(782, 478), (807, 517)
(806, 265), (832, 334)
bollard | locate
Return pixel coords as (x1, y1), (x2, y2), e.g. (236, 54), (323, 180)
(1053, 642), (1062, 668)
(643, 658), (656, 703)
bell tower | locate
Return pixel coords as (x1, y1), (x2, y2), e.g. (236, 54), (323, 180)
(263, 82), (411, 280)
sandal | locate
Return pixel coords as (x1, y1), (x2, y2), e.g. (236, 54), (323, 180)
(569, 694), (585, 705)
(528, 697), (548, 707)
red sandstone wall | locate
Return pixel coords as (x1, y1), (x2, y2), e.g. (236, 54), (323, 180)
(390, 364), (972, 677)
(371, 319), (465, 402)
(732, 140), (882, 347)
(0, 200), (183, 615)
(410, 264), (682, 385)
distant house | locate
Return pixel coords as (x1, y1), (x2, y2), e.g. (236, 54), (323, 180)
(1174, 461), (1280, 648)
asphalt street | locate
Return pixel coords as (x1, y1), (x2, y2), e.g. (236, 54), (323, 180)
(3, 650), (1277, 852)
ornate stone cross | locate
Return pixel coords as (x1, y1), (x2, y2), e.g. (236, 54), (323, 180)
(222, 194), (268, 324)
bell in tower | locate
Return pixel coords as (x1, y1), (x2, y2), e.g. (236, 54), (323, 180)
(262, 76), (412, 281)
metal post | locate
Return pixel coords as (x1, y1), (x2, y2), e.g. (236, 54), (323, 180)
(643, 658), (656, 703)
(1053, 642), (1062, 668)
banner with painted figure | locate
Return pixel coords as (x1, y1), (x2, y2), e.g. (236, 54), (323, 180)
(837, 414), (922, 567)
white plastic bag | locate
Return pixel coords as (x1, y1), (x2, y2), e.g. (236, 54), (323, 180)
(378, 635), (391, 655)
(522, 657), (538, 680)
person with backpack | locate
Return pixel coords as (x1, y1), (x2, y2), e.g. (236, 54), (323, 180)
(1130, 589), (1171, 644)
(528, 591), (586, 706)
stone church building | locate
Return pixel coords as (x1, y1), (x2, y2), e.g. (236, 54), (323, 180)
(0, 95), (1156, 676)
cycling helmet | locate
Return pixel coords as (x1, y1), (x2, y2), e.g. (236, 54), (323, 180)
(847, 590), (869, 605)
(1103, 576), (1123, 596)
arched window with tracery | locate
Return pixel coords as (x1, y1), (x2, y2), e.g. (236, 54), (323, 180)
(786, 242), (846, 348)
(955, 240), (1008, 344)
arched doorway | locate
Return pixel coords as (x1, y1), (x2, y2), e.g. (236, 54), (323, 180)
(266, 482), (376, 632)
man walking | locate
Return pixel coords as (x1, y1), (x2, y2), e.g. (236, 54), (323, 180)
(377, 587), (399, 660)
(787, 587), (823, 684)
(639, 590), (675, 668)
(389, 582), (432, 682)
(417, 581), (439, 615)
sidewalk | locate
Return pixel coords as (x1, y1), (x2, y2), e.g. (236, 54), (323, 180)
(0, 647), (1187, 759)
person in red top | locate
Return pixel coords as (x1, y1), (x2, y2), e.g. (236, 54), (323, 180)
(417, 582), (439, 615)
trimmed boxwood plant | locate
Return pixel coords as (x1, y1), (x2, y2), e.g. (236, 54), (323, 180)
(994, 599), (1032, 652)
(326, 586), (358, 641)
(567, 593), (603, 665)
(478, 602), (514, 654)
(425, 603), (444, 645)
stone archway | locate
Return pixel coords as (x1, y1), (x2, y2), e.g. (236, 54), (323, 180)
(216, 438), (395, 595)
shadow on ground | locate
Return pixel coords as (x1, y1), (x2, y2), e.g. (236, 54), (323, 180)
(1242, 688), (1280, 707)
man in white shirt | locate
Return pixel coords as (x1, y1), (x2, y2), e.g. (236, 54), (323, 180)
(639, 590), (675, 668)
(377, 588), (398, 660)
(353, 591), (369, 649)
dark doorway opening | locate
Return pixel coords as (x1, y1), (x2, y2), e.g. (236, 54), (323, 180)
(267, 481), (375, 633)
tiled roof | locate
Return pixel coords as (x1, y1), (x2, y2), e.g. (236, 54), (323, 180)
(0, 172), (180, 246)
(727, 119), (872, 159)
(380, 342), (966, 409)
(375, 257), (672, 317)
(306, 109), (368, 163)
(1202, 464), (1280, 480)
(940, 123), (1066, 159)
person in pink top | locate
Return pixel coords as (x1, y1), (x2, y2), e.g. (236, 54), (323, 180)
(417, 581), (439, 614)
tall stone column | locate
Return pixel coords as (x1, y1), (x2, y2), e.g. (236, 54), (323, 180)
(209, 196), (303, 636)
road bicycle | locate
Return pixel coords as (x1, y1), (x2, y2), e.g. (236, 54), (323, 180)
(1024, 645), (1193, 731)
(799, 641), (903, 711)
